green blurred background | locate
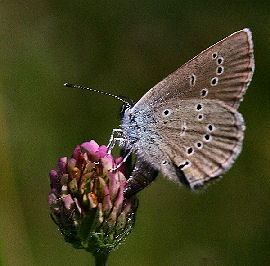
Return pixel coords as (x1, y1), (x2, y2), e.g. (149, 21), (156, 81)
(0, 1), (269, 265)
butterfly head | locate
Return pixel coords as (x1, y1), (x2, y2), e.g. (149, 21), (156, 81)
(120, 103), (133, 119)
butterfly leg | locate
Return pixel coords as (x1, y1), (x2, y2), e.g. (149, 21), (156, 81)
(106, 137), (127, 159)
(111, 149), (133, 171)
(107, 129), (123, 154)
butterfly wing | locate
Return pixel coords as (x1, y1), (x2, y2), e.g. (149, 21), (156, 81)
(135, 28), (254, 110)
(151, 99), (245, 189)
(128, 29), (254, 188)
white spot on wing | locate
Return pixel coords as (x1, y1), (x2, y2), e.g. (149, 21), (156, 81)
(201, 88), (208, 97)
(190, 74), (196, 87)
(203, 134), (212, 142)
(179, 160), (191, 170)
(186, 147), (194, 156)
(195, 103), (203, 111)
(211, 77), (218, 86)
(207, 124), (215, 132)
(195, 141), (203, 149)
(216, 66), (224, 75)
(217, 57), (224, 65)
(197, 114), (204, 121)
(162, 109), (172, 117)
(212, 52), (218, 59)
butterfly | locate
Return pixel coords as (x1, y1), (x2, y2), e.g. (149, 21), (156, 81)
(119, 28), (254, 193)
(65, 28), (254, 195)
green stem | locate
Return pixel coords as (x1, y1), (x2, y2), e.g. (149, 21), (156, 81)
(94, 253), (108, 266)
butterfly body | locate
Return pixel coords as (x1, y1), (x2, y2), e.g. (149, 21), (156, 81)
(121, 28), (254, 189)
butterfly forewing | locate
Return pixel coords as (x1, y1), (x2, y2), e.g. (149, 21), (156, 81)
(135, 29), (254, 110)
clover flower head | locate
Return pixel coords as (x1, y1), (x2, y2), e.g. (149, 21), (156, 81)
(48, 140), (138, 256)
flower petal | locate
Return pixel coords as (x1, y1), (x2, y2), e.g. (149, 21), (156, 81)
(81, 140), (99, 157)
(96, 145), (108, 159)
(73, 145), (81, 160)
(103, 185), (113, 216)
(64, 194), (74, 210)
(57, 157), (67, 174)
(115, 157), (127, 175)
(49, 170), (59, 188)
(100, 156), (114, 172)
(108, 172), (119, 201)
(114, 181), (125, 211)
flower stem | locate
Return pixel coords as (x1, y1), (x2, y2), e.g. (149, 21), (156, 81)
(94, 253), (108, 266)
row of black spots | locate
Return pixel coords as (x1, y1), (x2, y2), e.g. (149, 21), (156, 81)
(203, 124), (214, 142)
(216, 55), (224, 77)
(201, 53), (221, 98)
(212, 53), (224, 64)
(192, 128), (213, 152)
(185, 124), (215, 155)
(211, 52), (225, 86)
(194, 124), (214, 149)
(195, 101), (204, 121)
(181, 127), (214, 169)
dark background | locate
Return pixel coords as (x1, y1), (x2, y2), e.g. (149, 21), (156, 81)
(0, 1), (269, 265)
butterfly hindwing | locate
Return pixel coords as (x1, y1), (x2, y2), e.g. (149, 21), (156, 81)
(153, 99), (244, 188)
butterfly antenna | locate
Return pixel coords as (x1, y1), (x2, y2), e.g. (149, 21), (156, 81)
(64, 83), (131, 108)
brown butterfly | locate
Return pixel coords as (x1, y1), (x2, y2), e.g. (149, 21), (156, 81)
(119, 29), (254, 194)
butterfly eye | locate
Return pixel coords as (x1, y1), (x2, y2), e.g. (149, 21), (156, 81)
(162, 109), (172, 117)
(120, 104), (130, 119)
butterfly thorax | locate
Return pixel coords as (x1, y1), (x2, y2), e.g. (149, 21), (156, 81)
(121, 106), (162, 156)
